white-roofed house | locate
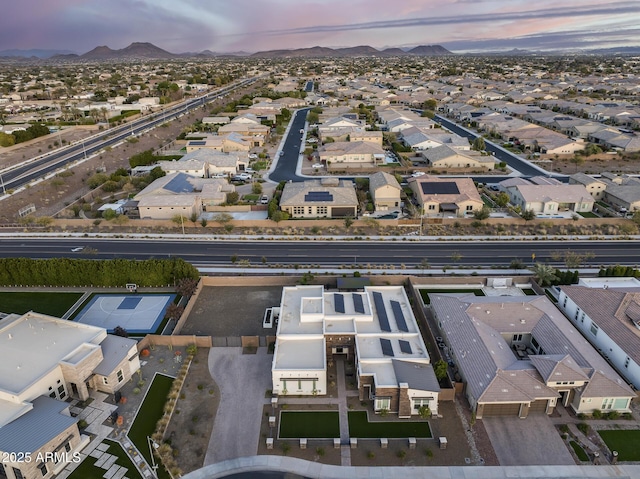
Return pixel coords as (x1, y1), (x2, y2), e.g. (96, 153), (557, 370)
(272, 286), (440, 418)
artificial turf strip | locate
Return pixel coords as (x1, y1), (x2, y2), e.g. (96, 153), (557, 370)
(419, 289), (485, 304)
(127, 374), (174, 479)
(68, 439), (143, 479)
(348, 411), (432, 438)
(569, 440), (589, 461)
(0, 292), (83, 316)
(279, 411), (340, 438)
(598, 429), (640, 461)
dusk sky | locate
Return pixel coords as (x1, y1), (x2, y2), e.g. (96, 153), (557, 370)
(3, 0), (640, 54)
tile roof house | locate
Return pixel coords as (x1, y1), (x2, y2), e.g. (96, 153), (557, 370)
(600, 175), (640, 213)
(499, 177), (594, 215)
(318, 141), (386, 170)
(428, 293), (635, 418)
(408, 175), (483, 217)
(369, 171), (401, 211)
(272, 286), (440, 418)
(279, 178), (358, 219)
(169, 149), (247, 177)
(557, 279), (640, 390)
(0, 312), (140, 478)
(418, 145), (495, 171)
(569, 173), (607, 200)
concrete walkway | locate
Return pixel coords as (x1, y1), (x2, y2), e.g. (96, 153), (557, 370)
(204, 347), (273, 465)
(335, 359), (350, 466)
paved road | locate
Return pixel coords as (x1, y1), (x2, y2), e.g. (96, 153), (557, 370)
(434, 114), (568, 181)
(0, 238), (638, 267)
(204, 348), (272, 465)
(482, 415), (575, 465)
(268, 109), (309, 182)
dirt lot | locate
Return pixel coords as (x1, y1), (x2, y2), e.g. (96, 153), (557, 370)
(541, 153), (640, 175)
(181, 286), (283, 337)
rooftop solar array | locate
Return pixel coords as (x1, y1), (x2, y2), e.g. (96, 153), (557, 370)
(380, 338), (394, 357)
(334, 293), (345, 313)
(399, 340), (412, 354)
(390, 300), (409, 332)
(304, 191), (334, 202)
(353, 294), (365, 314)
(188, 140), (207, 146)
(164, 174), (195, 194)
(420, 182), (460, 195)
(373, 292), (391, 332)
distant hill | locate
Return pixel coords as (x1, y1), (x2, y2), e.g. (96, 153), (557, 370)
(0, 48), (75, 58)
(251, 44), (452, 58)
(81, 42), (176, 60)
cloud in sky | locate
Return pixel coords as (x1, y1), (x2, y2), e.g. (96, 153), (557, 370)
(1, 0), (638, 53)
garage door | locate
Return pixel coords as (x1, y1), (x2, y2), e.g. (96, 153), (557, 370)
(529, 399), (549, 414)
(482, 402), (521, 417)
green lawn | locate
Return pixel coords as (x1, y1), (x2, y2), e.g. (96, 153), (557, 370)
(598, 429), (640, 461)
(348, 411), (432, 438)
(279, 411), (340, 438)
(569, 440), (589, 461)
(578, 211), (599, 218)
(128, 374), (174, 479)
(68, 439), (143, 479)
(0, 292), (83, 316)
(419, 288), (485, 305)
(522, 288), (537, 296)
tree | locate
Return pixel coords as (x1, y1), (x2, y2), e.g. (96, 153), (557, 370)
(472, 206), (490, 220)
(165, 303), (184, 321)
(418, 405), (432, 419)
(344, 216), (354, 229)
(226, 191), (239, 204)
(271, 210), (289, 223)
(176, 277), (198, 297)
(113, 326), (129, 338)
(102, 208), (117, 220)
(212, 213), (233, 224)
(495, 192), (510, 207)
(172, 214), (187, 227)
(472, 137), (486, 151)
(521, 209), (536, 221)
(632, 210), (640, 225)
(252, 182), (263, 195)
(531, 263), (558, 287)
(434, 360), (448, 381)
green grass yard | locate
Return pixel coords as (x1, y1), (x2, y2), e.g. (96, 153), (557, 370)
(597, 430), (640, 461)
(0, 291), (83, 317)
(279, 411), (340, 439)
(419, 288), (485, 305)
(569, 440), (589, 461)
(68, 439), (143, 479)
(128, 374), (174, 479)
(348, 411), (432, 438)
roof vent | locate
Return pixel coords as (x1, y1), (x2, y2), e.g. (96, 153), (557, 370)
(7, 334), (12, 340)
(520, 319), (526, 324)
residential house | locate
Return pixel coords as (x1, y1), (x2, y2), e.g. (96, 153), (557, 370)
(558, 278), (640, 390)
(429, 291), (635, 418)
(350, 130), (383, 147)
(499, 177), (594, 214)
(369, 171), (401, 211)
(135, 172), (235, 219)
(418, 145), (495, 171)
(318, 117), (365, 142)
(279, 178), (358, 219)
(0, 312), (140, 479)
(169, 149), (247, 177)
(272, 285), (440, 417)
(600, 174), (640, 213)
(185, 133), (251, 154)
(569, 173), (607, 200)
(318, 141), (386, 170)
(408, 176), (483, 217)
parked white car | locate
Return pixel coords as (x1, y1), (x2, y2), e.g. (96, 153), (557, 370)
(248, 153), (258, 159)
(411, 171), (426, 177)
(312, 163), (323, 169)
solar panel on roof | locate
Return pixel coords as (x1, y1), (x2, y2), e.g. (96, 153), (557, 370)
(399, 340), (412, 354)
(189, 140), (206, 146)
(390, 300), (409, 332)
(373, 292), (391, 332)
(164, 174), (195, 194)
(353, 294), (365, 314)
(420, 182), (460, 195)
(380, 338), (394, 357)
(334, 293), (345, 313)
(304, 191), (333, 202)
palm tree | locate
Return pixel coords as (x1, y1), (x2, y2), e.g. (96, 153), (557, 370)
(531, 263), (558, 287)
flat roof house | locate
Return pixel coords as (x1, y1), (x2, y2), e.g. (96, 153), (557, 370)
(429, 293), (635, 419)
(0, 312), (140, 478)
(279, 179), (358, 219)
(272, 286), (440, 418)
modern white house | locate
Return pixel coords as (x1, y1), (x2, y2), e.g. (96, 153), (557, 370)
(557, 278), (640, 390)
(0, 312), (140, 479)
(272, 285), (440, 417)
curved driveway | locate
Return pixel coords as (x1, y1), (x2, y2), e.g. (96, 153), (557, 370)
(204, 348), (272, 465)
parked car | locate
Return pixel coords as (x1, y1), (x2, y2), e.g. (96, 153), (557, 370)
(260, 195), (269, 204)
(244, 168), (256, 174)
(248, 153), (258, 159)
(233, 173), (252, 181)
(411, 171), (426, 177)
(312, 163), (323, 169)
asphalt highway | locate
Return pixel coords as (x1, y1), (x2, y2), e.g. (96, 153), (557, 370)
(0, 238), (638, 268)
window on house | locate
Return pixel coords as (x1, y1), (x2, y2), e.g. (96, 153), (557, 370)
(531, 337), (539, 349)
(602, 398), (614, 410)
(512, 334), (523, 342)
(102, 377), (109, 385)
(58, 384), (66, 399)
(428, 205), (435, 210)
(625, 356), (630, 368)
(466, 205), (473, 211)
(574, 309), (580, 320)
(117, 370), (124, 382)
(38, 463), (48, 476)
(590, 322), (599, 336)
(13, 468), (24, 479)
(293, 206), (304, 215)
(412, 397), (433, 410)
(580, 312), (585, 323)
(375, 397), (391, 411)
(562, 297), (567, 307)
(317, 206), (327, 215)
